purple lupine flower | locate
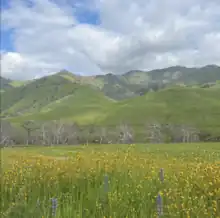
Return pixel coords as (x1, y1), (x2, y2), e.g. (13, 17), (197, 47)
(159, 168), (164, 182)
(104, 174), (109, 193)
(51, 198), (58, 217)
(156, 194), (163, 216)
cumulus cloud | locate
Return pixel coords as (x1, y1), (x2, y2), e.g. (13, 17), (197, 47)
(1, 0), (220, 79)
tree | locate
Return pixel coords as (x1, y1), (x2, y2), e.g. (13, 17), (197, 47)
(145, 121), (200, 143)
(39, 120), (79, 145)
(117, 123), (133, 144)
(0, 120), (17, 146)
(99, 127), (107, 144)
(145, 122), (163, 143)
(21, 120), (40, 145)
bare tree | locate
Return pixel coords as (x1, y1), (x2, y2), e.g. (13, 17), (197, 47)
(145, 122), (163, 143)
(99, 127), (107, 144)
(39, 121), (79, 145)
(0, 118), (204, 146)
(117, 123), (133, 144)
(0, 123), (9, 146)
(145, 122), (200, 143)
(52, 120), (65, 145)
(91, 126), (109, 144)
(60, 122), (79, 145)
(21, 120), (40, 145)
(181, 125), (200, 142)
(0, 120), (18, 146)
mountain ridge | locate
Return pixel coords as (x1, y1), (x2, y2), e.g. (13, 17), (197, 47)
(1, 64), (220, 112)
(1, 64), (220, 139)
(1, 64), (220, 82)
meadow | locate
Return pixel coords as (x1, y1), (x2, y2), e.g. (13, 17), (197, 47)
(1, 143), (220, 218)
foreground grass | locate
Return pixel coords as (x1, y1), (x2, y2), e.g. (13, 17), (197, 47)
(1, 143), (220, 218)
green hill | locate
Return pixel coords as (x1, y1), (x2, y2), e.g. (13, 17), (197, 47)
(1, 65), (220, 137)
(5, 86), (220, 137)
(0, 74), (84, 115)
(1, 72), (114, 124)
(31, 65), (220, 100)
(9, 85), (114, 124)
(1, 65), (220, 101)
(9, 80), (30, 87)
(93, 65), (220, 99)
(100, 87), (220, 134)
(100, 65), (220, 99)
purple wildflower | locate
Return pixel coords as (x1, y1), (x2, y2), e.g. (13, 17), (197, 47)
(51, 198), (58, 217)
(157, 194), (163, 216)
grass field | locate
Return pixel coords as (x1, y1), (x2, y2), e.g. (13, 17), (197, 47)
(1, 143), (220, 218)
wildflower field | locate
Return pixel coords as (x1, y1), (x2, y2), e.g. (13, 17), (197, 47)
(1, 143), (220, 218)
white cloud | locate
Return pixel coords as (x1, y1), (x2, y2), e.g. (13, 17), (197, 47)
(1, 52), (27, 79)
(1, 0), (220, 79)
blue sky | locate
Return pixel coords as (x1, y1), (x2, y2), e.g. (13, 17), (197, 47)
(1, 0), (9, 8)
(1, 0), (14, 51)
(75, 6), (100, 25)
(1, 29), (15, 51)
(1, 0), (100, 53)
(1, 0), (220, 80)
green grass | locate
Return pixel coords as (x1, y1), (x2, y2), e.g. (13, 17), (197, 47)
(9, 80), (29, 87)
(1, 143), (220, 218)
(2, 142), (220, 160)
(59, 74), (76, 82)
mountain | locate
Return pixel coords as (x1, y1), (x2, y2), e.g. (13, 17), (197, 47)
(0, 64), (219, 118)
(0, 73), (113, 121)
(91, 65), (220, 99)
(122, 65), (220, 88)
(1, 65), (220, 139)
(0, 76), (13, 91)
(37, 65), (220, 100)
(1, 65), (220, 98)
(1, 74), (88, 114)
(5, 86), (220, 139)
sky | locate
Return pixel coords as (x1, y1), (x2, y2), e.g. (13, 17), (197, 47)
(1, 0), (220, 80)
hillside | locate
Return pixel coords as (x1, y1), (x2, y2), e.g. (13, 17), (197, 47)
(5, 86), (220, 138)
(128, 65), (220, 85)
(96, 65), (220, 99)
(0, 74), (91, 115)
(56, 65), (220, 100)
(8, 85), (114, 124)
(101, 87), (220, 134)
(58, 65), (220, 100)
(0, 72), (114, 124)
(1, 65), (220, 100)
(1, 65), (220, 137)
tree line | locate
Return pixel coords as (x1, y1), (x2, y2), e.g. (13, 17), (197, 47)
(0, 120), (219, 147)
